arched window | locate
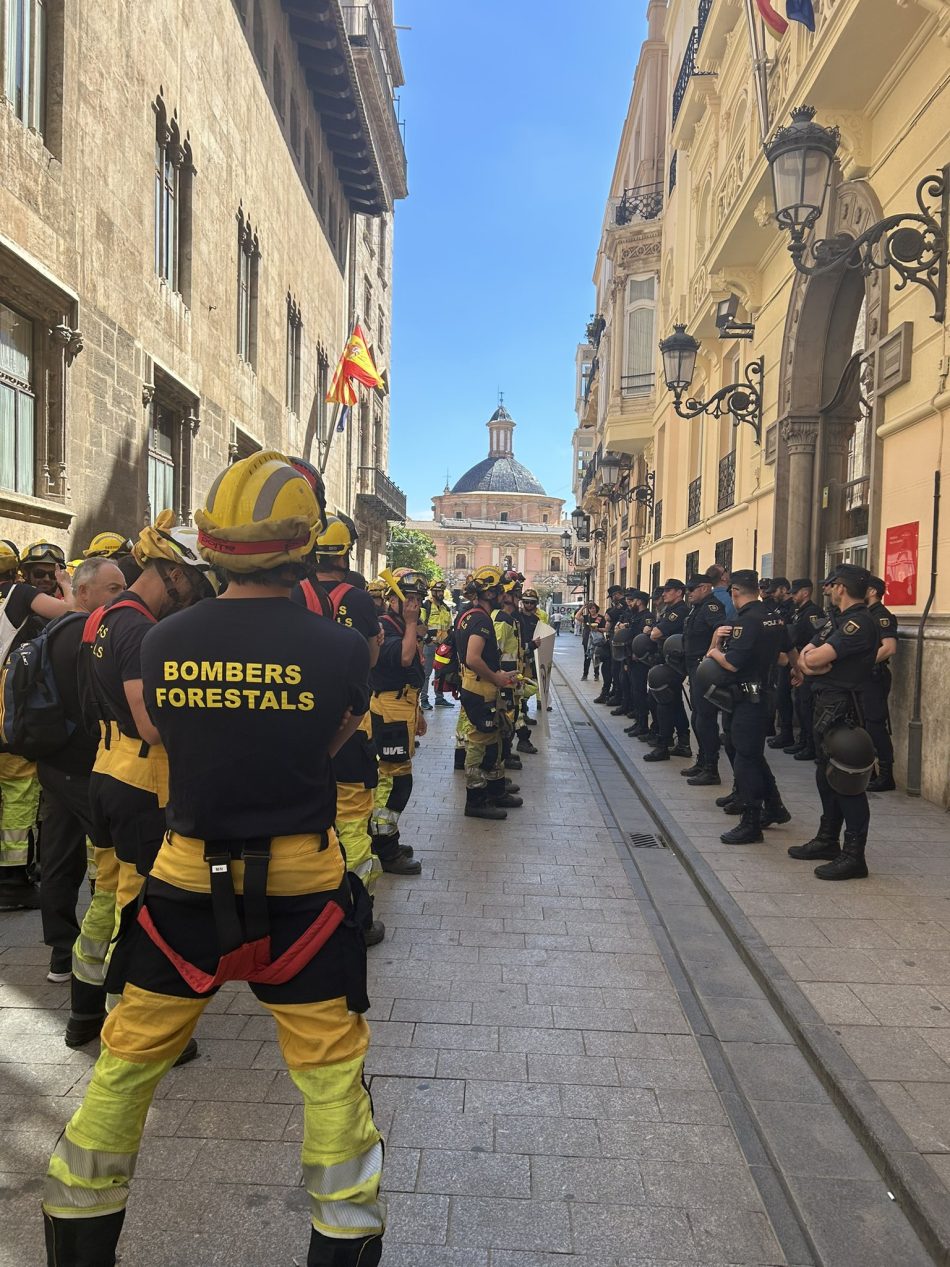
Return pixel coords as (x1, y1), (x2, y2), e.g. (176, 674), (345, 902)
(623, 275), (656, 396)
(550, 556), (561, 572)
(455, 551), (467, 569)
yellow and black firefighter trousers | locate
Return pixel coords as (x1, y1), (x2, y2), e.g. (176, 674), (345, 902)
(44, 829), (384, 1264)
(334, 713), (382, 897)
(0, 750), (41, 872)
(459, 674), (506, 809)
(369, 688), (418, 859)
(70, 727), (169, 1024)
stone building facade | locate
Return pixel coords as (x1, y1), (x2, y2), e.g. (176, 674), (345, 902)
(405, 405), (568, 597)
(572, 0), (950, 802)
(0, 0), (406, 574)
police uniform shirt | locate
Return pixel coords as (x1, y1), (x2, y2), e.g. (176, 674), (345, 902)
(457, 607), (501, 676)
(141, 597), (370, 839)
(683, 594), (724, 661)
(630, 610), (652, 638)
(791, 599), (825, 651)
(89, 590), (157, 738)
(722, 600), (784, 683)
(370, 610), (425, 693)
(654, 599), (689, 640)
(869, 601), (898, 646)
(811, 603), (879, 690)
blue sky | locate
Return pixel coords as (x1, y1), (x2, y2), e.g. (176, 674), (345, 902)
(388, 0), (648, 520)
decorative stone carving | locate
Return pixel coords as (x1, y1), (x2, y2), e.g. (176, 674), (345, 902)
(49, 322), (83, 365)
(780, 416), (819, 455)
(752, 197), (772, 229)
(142, 383), (156, 407)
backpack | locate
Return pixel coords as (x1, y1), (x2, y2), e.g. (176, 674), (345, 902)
(0, 612), (86, 759)
(0, 583), (32, 668)
(78, 598), (157, 733)
(299, 580), (354, 622)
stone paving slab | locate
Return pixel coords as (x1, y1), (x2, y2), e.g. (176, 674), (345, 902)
(555, 633), (950, 1262)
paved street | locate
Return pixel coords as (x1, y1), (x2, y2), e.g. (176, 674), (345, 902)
(0, 631), (942, 1264)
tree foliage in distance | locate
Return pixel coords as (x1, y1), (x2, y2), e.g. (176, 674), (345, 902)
(387, 526), (443, 583)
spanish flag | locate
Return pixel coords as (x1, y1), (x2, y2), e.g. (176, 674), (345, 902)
(326, 322), (386, 404)
(756, 0), (788, 34)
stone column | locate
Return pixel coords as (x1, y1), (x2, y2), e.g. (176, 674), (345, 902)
(780, 416), (819, 580)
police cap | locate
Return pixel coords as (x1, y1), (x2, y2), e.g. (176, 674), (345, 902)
(635, 590), (652, 604)
(731, 569), (759, 591)
(651, 586), (664, 600)
(834, 563), (871, 590)
(662, 577), (685, 593)
(607, 584), (623, 595)
(758, 577), (773, 592)
(624, 587), (638, 598)
(791, 578), (813, 592)
(820, 572), (838, 586)
(685, 575), (710, 591)
(867, 575), (886, 597)
(772, 576), (791, 590)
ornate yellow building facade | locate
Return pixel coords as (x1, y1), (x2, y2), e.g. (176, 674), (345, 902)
(573, 0), (949, 801)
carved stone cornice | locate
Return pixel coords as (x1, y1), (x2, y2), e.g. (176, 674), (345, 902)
(708, 268), (762, 310)
(606, 227), (663, 272)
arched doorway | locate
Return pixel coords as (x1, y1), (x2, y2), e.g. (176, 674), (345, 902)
(773, 177), (888, 580)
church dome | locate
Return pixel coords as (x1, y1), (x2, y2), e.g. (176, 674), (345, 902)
(450, 405), (547, 496)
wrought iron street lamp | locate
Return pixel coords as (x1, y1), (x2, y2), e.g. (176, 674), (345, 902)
(571, 507), (590, 540)
(764, 106), (948, 324)
(659, 325), (764, 443)
(597, 451), (622, 491)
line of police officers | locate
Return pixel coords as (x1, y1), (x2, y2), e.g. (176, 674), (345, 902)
(583, 561), (898, 883)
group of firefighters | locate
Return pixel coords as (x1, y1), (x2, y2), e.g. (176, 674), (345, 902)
(0, 450), (559, 1266)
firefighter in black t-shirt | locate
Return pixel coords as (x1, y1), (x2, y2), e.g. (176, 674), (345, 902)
(864, 575), (899, 792)
(707, 570), (788, 844)
(789, 564), (880, 880)
(368, 567), (427, 874)
(456, 566), (521, 819)
(0, 542), (75, 910)
(44, 452), (386, 1267)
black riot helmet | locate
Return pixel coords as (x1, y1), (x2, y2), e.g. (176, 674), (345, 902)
(631, 631), (661, 664)
(693, 657), (736, 712)
(662, 633), (686, 678)
(647, 663), (683, 705)
(825, 724), (876, 795)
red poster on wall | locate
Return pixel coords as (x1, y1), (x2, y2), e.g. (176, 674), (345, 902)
(884, 522), (919, 606)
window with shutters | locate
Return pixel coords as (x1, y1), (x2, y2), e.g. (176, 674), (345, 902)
(622, 276), (656, 396)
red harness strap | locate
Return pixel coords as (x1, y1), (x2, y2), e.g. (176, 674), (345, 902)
(136, 898), (346, 994)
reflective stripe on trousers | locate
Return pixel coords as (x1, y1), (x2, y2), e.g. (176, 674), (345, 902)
(72, 847), (119, 988)
(0, 772), (40, 867)
(336, 783), (381, 893)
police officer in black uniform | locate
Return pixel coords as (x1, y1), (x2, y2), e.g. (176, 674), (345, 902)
(706, 570), (786, 843)
(785, 579), (824, 760)
(766, 577), (796, 749)
(680, 576), (725, 786)
(643, 579), (691, 762)
(622, 592), (654, 735)
(609, 590), (639, 717)
(864, 575), (899, 792)
(789, 564), (880, 880)
(594, 586), (625, 704)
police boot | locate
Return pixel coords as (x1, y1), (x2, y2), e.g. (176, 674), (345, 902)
(720, 806), (764, 845)
(767, 730), (794, 749)
(592, 690), (608, 703)
(793, 744), (817, 761)
(681, 753), (705, 777)
(688, 765), (722, 787)
(610, 704), (627, 716)
(504, 754), (523, 770)
(373, 836), (423, 875)
(787, 817), (840, 861)
(465, 787), (507, 820)
(624, 722), (647, 736)
(867, 762), (896, 792)
(643, 744), (670, 762)
(670, 738), (692, 759)
(814, 831), (869, 881)
(784, 740), (806, 755)
(488, 778), (523, 808)
(715, 787), (738, 807)
(308, 1228), (383, 1266)
(761, 799), (792, 828)
(453, 747), (466, 770)
(44, 1209), (125, 1267)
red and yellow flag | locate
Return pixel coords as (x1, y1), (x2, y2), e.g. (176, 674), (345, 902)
(755, 0), (788, 35)
(326, 322), (385, 404)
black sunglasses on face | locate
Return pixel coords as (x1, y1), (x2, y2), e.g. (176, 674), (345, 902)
(29, 567), (57, 580)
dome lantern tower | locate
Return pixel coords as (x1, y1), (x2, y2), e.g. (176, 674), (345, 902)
(488, 404), (515, 458)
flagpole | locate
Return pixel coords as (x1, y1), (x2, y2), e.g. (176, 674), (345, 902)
(318, 403), (347, 476)
(743, 0), (772, 142)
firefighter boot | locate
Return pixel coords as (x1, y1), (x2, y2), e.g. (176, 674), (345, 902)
(814, 831), (869, 881)
(453, 747), (466, 770)
(373, 834), (422, 875)
(488, 778), (523, 808)
(465, 787), (507, 820)
(787, 816), (841, 861)
(308, 1228), (383, 1266)
(44, 1210), (125, 1267)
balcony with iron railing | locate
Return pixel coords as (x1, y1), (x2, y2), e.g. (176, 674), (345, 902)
(687, 476), (702, 527)
(614, 182), (664, 226)
(621, 372), (655, 398)
(717, 450), (736, 513)
(671, 25), (717, 140)
(341, 5), (408, 196)
(356, 464), (407, 521)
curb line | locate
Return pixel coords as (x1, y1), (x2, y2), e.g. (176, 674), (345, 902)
(554, 661), (950, 1267)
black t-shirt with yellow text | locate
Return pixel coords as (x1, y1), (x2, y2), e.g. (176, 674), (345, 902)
(141, 598), (370, 838)
(88, 590), (157, 737)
